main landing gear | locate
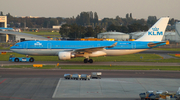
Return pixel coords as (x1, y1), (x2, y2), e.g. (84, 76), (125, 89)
(84, 58), (93, 63)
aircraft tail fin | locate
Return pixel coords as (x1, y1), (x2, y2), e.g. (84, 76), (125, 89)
(176, 87), (180, 96)
(135, 17), (169, 41)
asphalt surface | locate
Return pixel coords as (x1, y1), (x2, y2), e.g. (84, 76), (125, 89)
(1, 69), (180, 78)
(53, 78), (180, 99)
(0, 49), (180, 100)
(1, 61), (180, 66)
(0, 69), (180, 100)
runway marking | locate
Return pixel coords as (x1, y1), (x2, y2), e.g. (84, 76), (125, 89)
(0, 79), (6, 84)
(0, 96), (33, 100)
(52, 78), (61, 98)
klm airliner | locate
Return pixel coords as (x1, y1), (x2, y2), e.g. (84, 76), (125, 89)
(10, 17), (169, 63)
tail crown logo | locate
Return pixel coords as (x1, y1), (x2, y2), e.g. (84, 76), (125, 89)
(152, 27), (159, 31)
(148, 27), (163, 36)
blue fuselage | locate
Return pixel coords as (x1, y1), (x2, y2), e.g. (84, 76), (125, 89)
(10, 40), (166, 56)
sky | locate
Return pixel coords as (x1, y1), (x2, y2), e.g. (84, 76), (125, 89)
(0, 0), (180, 19)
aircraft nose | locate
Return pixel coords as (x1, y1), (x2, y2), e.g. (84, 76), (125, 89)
(10, 46), (16, 51)
(10, 46), (14, 49)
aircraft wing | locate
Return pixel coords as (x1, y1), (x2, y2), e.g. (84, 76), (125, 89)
(71, 42), (117, 53)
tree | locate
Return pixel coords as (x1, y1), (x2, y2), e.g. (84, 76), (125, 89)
(127, 23), (148, 33)
(147, 16), (157, 26)
(169, 18), (175, 26)
(68, 24), (79, 38)
(126, 13), (129, 19)
(0, 11), (3, 16)
(77, 12), (90, 26)
(85, 27), (95, 37)
(107, 24), (117, 32)
(94, 26), (102, 37)
(94, 12), (98, 23)
(59, 24), (70, 37)
(130, 13), (132, 19)
(120, 26), (128, 33)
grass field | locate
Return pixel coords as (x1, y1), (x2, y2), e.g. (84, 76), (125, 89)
(1, 65), (180, 71)
(0, 52), (161, 62)
(0, 47), (10, 50)
(1, 52), (180, 63)
(1, 52), (180, 70)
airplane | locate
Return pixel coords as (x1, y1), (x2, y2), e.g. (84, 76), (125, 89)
(0, 27), (14, 31)
(10, 17), (169, 63)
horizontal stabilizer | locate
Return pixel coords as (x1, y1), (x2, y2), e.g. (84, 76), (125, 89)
(147, 42), (165, 47)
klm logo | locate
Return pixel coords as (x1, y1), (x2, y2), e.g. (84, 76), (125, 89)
(34, 42), (42, 46)
(148, 27), (163, 35)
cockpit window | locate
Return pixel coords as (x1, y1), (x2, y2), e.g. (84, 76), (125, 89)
(15, 44), (19, 46)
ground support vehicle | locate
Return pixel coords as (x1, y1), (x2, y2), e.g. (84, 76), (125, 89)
(91, 72), (102, 79)
(139, 90), (178, 100)
(80, 74), (91, 80)
(64, 74), (72, 79)
(72, 74), (81, 80)
(80, 74), (87, 80)
(9, 55), (34, 62)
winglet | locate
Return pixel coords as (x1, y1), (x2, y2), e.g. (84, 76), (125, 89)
(108, 42), (117, 48)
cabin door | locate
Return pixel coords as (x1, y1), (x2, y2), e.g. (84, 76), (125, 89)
(47, 43), (51, 49)
(132, 43), (136, 49)
(24, 43), (28, 49)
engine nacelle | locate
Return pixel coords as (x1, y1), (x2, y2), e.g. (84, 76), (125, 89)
(58, 52), (75, 60)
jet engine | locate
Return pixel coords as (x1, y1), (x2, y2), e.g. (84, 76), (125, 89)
(58, 52), (75, 60)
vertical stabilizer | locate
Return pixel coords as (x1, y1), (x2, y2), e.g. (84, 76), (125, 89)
(135, 17), (169, 41)
(176, 87), (180, 96)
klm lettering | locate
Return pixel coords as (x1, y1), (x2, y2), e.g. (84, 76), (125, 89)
(148, 31), (163, 35)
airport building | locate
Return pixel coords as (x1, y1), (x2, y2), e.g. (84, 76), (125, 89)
(0, 31), (49, 42)
(97, 32), (129, 41)
(0, 16), (7, 28)
(0, 16), (49, 42)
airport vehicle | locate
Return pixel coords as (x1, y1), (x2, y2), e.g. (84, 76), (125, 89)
(9, 54), (34, 62)
(72, 74), (81, 80)
(80, 74), (90, 80)
(139, 90), (178, 100)
(91, 72), (102, 79)
(10, 17), (169, 63)
(64, 74), (72, 79)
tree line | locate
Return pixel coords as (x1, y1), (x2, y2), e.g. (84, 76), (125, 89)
(1, 11), (177, 29)
(0, 11), (178, 38)
(59, 23), (150, 38)
(59, 24), (102, 38)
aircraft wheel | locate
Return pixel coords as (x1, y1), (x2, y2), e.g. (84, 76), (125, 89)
(89, 59), (93, 63)
(84, 59), (88, 63)
(29, 57), (34, 62)
(14, 58), (19, 62)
